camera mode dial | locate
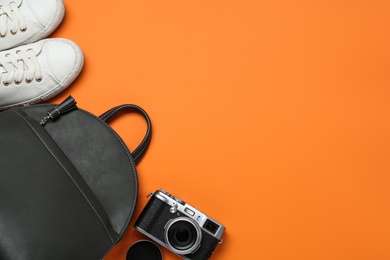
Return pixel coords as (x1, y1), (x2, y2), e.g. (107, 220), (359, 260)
(159, 189), (172, 197)
(173, 196), (185, 205)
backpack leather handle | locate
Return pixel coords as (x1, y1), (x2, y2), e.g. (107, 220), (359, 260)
(99, 105), (152, 164)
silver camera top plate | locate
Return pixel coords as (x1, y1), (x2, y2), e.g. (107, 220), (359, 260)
(154, 189), (225, 241)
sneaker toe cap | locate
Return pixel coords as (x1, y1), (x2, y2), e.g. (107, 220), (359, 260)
(26, 0), (64, 26)
(43, 39), (84, 85)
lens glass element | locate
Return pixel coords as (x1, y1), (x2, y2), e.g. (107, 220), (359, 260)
(165, 217), (202, 255)
(176, 228), (190, 243)
(168, 221), (196, 249)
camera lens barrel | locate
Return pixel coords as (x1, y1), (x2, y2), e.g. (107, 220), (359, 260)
(164, 217), (202, 255)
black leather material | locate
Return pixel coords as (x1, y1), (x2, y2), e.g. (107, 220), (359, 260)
(0, 109), (118, 260)
(22, 105), (139, 236)
(0, 101), (151, 260)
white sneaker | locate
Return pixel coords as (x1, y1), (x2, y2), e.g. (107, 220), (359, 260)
(0, 38), (84, 110)
(0, 0), (65, 51)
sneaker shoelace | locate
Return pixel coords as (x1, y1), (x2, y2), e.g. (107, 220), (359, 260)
(0, 49), (42, 86)
(0, 1), (27, 37)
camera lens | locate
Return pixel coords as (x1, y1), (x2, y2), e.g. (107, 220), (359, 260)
(175, 229), (190, 243)
(169, 222), (193, 247)
(165, 217), (202, 255)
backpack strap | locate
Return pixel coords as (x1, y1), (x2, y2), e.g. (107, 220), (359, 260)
(99, 105), (152, 164)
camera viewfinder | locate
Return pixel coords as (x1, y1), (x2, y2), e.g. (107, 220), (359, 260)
(203, 219), (219, 234)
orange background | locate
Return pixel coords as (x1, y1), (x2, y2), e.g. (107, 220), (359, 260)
(51, 1), (390, 259)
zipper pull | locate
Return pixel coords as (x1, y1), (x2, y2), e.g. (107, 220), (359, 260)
(39, 96), (77, 125)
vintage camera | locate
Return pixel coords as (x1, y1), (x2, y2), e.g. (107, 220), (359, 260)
(134, 189), (225, 259)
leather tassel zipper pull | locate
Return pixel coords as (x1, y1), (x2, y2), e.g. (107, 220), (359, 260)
(39, 96), (77, 125)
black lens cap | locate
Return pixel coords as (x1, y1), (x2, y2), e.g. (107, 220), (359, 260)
(126, 240), (163, 260)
